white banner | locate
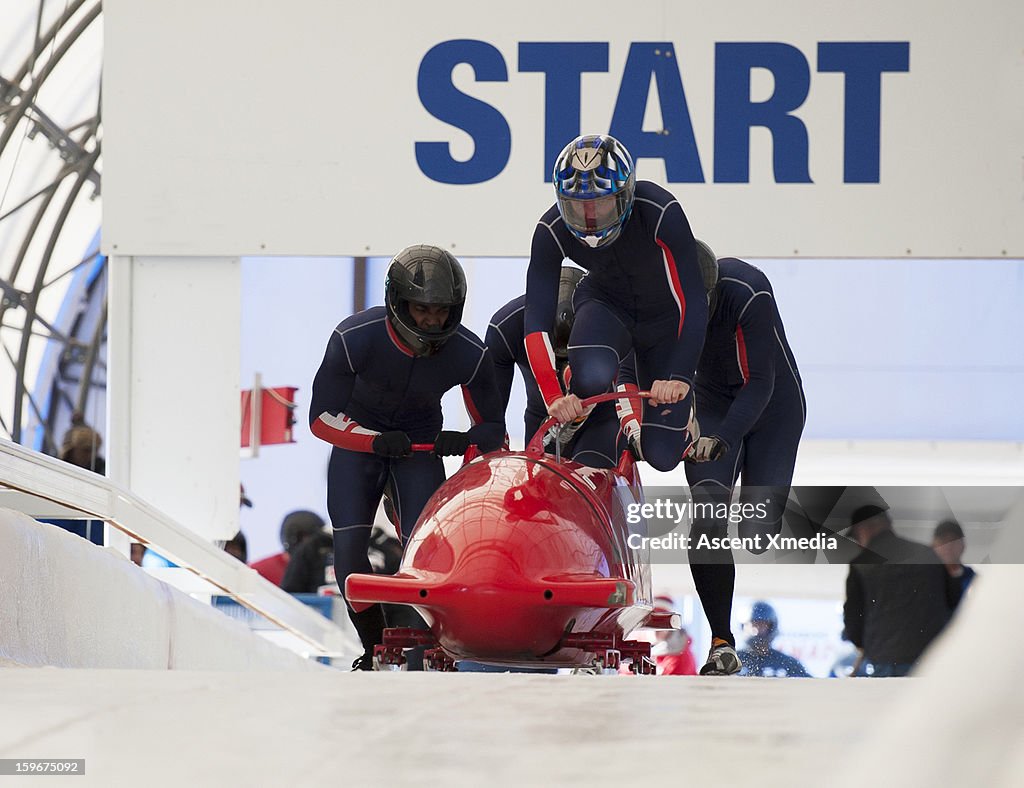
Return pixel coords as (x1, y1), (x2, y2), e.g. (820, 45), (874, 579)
(103, 0), (1024, 258)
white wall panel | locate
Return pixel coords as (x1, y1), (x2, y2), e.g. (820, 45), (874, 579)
(108, 255), (241, 541)
(103, 0), (1024, 259)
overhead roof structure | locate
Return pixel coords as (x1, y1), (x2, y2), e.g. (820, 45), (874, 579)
(0, 0), (104, 453)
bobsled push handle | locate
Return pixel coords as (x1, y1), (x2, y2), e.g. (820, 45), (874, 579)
(525, 390), (651, 459)
(411, 443), (482, 463)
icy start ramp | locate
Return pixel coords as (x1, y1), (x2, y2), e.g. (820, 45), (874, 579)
(0, 669), (903, 788)
(4, 562), (1021, 788)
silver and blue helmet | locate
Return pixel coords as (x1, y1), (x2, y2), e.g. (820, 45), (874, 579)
(553, 134), (635, 249)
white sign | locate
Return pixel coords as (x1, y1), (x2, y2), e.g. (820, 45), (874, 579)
(103, 0), (1024, 258)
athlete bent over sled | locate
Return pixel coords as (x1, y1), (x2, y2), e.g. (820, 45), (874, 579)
(685, 243), (806, 675)
(486, 265), (630, 468)
(309, 245), (505, 669)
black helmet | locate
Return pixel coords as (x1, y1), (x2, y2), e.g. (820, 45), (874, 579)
(695, 239), (720, 316)
(385, 245), (467, 356)
(280, 510), (324, 554)
(551, 266), (585, 361)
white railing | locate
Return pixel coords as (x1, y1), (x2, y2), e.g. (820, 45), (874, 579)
(0, 438), (357, 659)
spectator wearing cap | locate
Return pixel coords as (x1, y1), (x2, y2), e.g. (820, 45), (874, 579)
(251, 510), (325, 586)
(932, 519), (977, 604)
(842, 504), (962, 677)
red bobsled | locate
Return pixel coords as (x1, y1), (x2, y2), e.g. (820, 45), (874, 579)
(345, 392), (678, 672)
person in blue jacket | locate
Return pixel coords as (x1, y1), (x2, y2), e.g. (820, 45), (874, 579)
(737, 601), (811, 677)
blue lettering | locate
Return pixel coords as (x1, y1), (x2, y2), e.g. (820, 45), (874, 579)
(609, 43), (704, 182)
(714, 43), (812, 183)
(414, 39), (909, 187)
(518, 42), (609, 182)
(415, 40), (511, 184)
(818, 42), (910, 183)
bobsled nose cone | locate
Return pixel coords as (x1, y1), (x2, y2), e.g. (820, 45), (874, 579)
(430, 586), (567, 661)
(419, 546), (557, 658)
(428, 552), (636, 660)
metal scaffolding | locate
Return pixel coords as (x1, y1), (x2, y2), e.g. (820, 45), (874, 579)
(0, 0), (104, 454)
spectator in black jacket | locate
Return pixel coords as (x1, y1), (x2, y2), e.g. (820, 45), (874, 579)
(843, 504), (961, 677)
(280, 528), (333, 595)
(932, 519), (977, 605)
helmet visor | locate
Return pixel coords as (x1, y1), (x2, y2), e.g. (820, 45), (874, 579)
(559, 194), (625, 235)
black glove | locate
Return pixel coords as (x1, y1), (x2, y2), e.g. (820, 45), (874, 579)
(685, 435), (729, 463)
(626, 433), (645, 462)
(433, 430), (471, 457)
(372, 431), (412, 458)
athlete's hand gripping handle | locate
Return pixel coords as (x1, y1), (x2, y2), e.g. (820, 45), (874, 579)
(432, 430), (472, 457)
(526, 391), (652, 459)
(372, 431), (412, 458)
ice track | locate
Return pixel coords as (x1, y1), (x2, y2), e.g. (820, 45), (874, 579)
(0, 669), (900, 788)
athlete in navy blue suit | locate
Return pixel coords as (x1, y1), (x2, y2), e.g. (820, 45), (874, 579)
(486, 266), (627, 468)
(309, 245), (504, 668)
(487, 267), (580, 447)
(685, 244), (806, 675)
(523, 134), (706, 472)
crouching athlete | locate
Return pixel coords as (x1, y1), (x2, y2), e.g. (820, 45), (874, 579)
(486, 265), (629, 468)
(309, 245), (505, 669)
(684, 242), (806, 676)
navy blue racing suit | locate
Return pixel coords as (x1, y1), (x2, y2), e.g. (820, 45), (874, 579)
(486, 293), (631, 469)
(485, 295), (548, 445)
(524, 181), (706, 472)
(685, 258), (806, 646)
(309, 306), (505, 647)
